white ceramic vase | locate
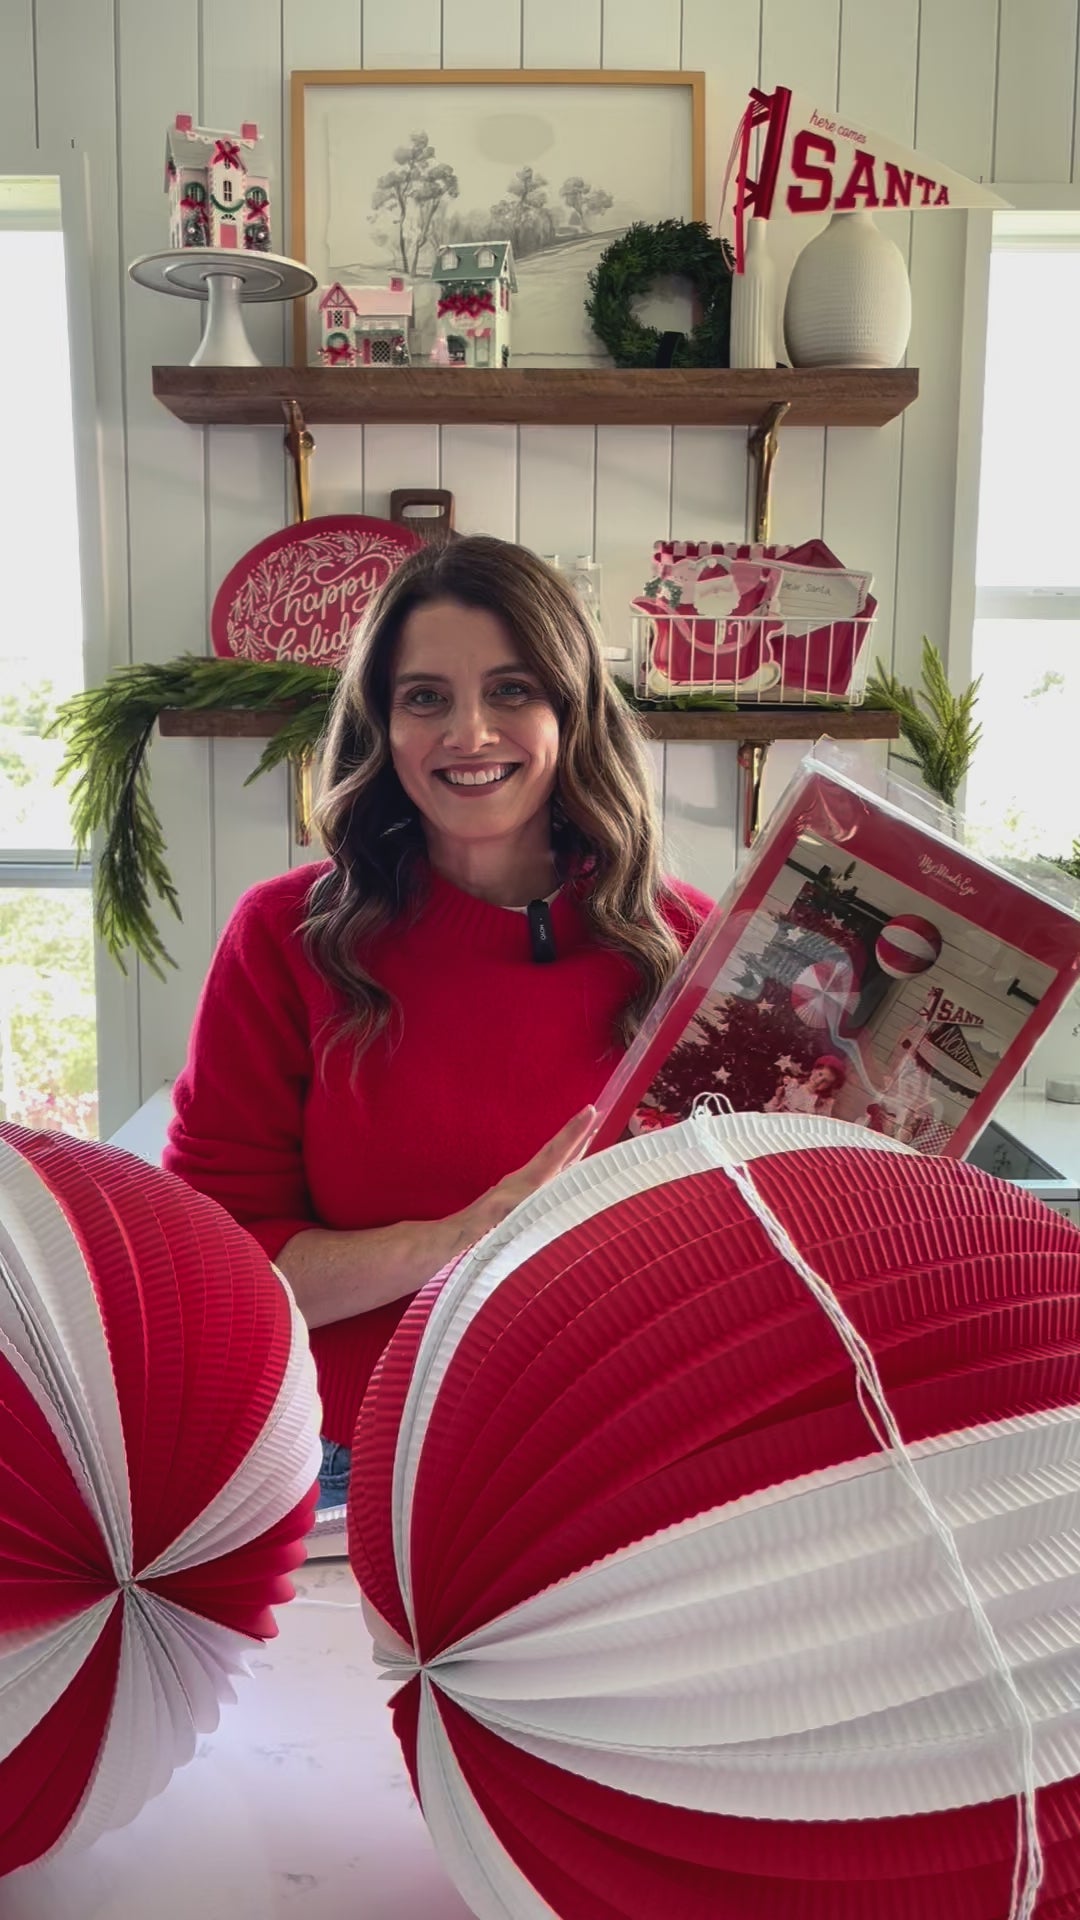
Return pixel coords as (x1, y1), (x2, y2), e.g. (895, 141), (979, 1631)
(730, 217), (776, 369)
(783, 210), (912, 368)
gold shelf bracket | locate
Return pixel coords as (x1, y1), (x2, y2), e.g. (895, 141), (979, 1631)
(737, 740), (770, 847)
(747, 400), (791, 545)
(283, 398), (315, 525)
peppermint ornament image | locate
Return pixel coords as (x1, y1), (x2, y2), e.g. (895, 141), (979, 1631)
(790, 956), (858, 1029)
(876, 915), (943, 979)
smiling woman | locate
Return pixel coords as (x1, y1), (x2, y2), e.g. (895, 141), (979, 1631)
(164, 538), (712, 1502)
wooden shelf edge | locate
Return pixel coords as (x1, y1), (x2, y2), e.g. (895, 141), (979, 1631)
(158, 706), (900, 744)
(152, 365), (919, 431)
(638, 709), (900, 742)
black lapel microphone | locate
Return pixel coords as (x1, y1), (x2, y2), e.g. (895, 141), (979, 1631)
(527, 898), (557, 963)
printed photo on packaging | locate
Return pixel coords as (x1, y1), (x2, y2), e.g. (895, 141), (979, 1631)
(585, 760), (1080, 1164)
(628, 832), (1058, 1155)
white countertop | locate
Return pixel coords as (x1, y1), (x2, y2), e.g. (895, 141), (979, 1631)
(1, 1559), (471, 1920)
(997, 1085), (1080, 1183)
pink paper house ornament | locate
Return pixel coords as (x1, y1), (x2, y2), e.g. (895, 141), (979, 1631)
(315, 278), (413, 368)
(165, 114), (271, 253)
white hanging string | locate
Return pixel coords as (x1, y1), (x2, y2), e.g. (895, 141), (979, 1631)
(690, 1099), (1042, 1920)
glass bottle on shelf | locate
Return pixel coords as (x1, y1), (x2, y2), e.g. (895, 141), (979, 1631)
(566, 554), (603, 631)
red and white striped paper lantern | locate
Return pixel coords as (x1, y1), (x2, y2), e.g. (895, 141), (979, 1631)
(352, 1111), (1080, 1920)
(0, 1124), (321, 1873)
(876, 914), (942, 978)
(790, 956), (858, 1028)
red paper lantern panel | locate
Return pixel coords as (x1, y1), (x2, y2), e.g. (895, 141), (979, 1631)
(0, 1124), (321, 1873)
(876, 914), (943, 978)
(210, 514), (422, 666)
(351, 1111), (1080, 1920)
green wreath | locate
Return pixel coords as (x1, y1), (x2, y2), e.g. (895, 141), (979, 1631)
(585, 218), (732, 370)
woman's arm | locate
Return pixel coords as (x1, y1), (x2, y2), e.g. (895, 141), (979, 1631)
(275, 1106), (595, 1328)
(166, 880), (594, 1331)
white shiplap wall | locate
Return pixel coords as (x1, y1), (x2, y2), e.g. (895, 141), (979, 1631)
(2, 0), (1073, 1122)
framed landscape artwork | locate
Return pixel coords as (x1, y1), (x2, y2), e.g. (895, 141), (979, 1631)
(290, 69), (705, 367)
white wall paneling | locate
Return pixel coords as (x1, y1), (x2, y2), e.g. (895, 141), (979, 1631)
(593, 425), (672, 657)
(362, 425), (440, 517)
(517, 427), (596, 559)
(758, 0), (840, 543)
(115, 0), (214, 1097)
(824, 0), (918, 679)
(995, 0), (1078, 183)
(601, 0), (681, 72)
(893, 212), (971, 684)
(0, 0), (37, 149)
(663, 744), (740, 898)
(361, 0), (441, 69)
(440, 428), (520, 540)
(11, 0), (1080, 1104)
(681, 0), (760, 213)
(307, 426), (365, 516)
(442, 0), (523, 68)
(915, 0), (997, 181)
(671, 429), (747, 541)
(203, 0), (294, 935)
(521, 0), (601, 68)
(282, 0), (363, 75)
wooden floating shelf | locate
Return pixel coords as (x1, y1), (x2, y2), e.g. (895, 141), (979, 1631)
(152, 365), (919, 430)
(158, 707), (900, 745)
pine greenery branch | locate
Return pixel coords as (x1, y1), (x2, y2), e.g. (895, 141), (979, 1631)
(865, 638), (981, 808)
(47, 656), (338, 976)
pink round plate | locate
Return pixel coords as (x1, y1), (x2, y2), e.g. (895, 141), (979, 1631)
(210, 514), (423, 667)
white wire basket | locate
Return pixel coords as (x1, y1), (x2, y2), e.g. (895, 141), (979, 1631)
(628, 612), (876, 708)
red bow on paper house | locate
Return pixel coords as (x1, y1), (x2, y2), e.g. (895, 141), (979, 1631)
(245, 200), (269, 220)
(213, 139), (242, 169)
(437, 291), (495, 320)
(324, 340), (354, 365)
(180, 191), (206, 211)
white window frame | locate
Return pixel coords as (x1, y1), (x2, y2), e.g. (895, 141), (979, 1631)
(0, 143), (138, 1136)
(950, 192), (1080, 697)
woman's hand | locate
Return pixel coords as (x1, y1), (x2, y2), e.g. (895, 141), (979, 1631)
(457, 1106), (596, 1244)
(277, 1107), (597, 1328)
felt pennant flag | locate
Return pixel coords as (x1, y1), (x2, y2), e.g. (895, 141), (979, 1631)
(725, 84), (1008, 269)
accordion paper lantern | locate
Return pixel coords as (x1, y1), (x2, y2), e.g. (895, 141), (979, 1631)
(0, 1124), (322, 1873)
(351, 1112), (1080, 1920)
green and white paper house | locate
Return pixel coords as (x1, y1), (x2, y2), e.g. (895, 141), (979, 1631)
(430, 241), (516, 369)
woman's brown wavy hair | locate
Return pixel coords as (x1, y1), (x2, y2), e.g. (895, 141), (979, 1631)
(304, 535), (684, 1055)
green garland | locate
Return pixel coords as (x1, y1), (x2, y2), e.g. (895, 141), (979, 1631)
(866, 638), (982, 808)
(48, 658), (338, 979)
(585, 219), (732, 370)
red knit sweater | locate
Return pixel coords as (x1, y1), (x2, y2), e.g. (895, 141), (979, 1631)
(164, 862), (710, 1444)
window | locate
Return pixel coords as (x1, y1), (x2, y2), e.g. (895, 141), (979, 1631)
(477, 249), (495, 269)
(0, 178), (98, 1136)
(222, 177), (234, 204)
(968, 215), (1080, 866)
(440, 250), (458, 270)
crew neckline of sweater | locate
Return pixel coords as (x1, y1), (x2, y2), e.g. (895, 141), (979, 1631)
(420, 865), (579, 949)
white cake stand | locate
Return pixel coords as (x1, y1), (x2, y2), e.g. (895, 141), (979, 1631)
(128, 249), (316, 368)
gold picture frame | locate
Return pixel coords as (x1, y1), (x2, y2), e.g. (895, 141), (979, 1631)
(289, 68), (706, 368)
